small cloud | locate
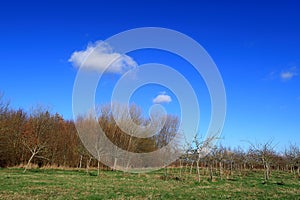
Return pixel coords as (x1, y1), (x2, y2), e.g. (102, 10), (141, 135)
(265, 66), (299, 82)
(153, 93), (172, 104)
(280, 72), (295, 80)
(280, 67), (298, 81)
(69, 41), (137, 74)
(264, 71), (277, 81)
(297, 96), (300, 101)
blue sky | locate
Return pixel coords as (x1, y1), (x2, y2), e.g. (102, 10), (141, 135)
(0, 0), (299, 150)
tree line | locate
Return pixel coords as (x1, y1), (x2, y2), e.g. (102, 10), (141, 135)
(0, 94), (178, 172)
(0, 93), (299, 181)
(178, 138), (299, 182)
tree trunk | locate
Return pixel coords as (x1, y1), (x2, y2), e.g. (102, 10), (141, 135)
(196, 160), (200, 182)
(164, 166), (168, 179)
(209, 164), (213, 181)
(264, 162), (270, 181)
(266, 163), (270, 180)
(229, 161), (233, 176)
(219, 161), (223, 180)
(79, 155), (82, 169)
(86, 156), (92, 174)
(179, 159), (182, 178)
(113, 158), (118, 171)
(97, 159), (100, 176)
(125, 159), (131, 171)
(125, 136), (132, 172)
(23, 152), (36, 173)
(190, 161), (194, 174)
(185, 163), (188, 173)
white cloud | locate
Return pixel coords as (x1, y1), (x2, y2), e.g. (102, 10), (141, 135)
(280, 72), (295, 80)
(153, 93), (172, 104)
(265, 71), (276, 80)
(280, 67), (298, 81)
(68, 41), (137, 74)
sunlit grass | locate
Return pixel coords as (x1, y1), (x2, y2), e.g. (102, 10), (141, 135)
(0, 168), (299, 199)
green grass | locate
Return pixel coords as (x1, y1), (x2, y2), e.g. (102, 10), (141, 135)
(0, 168), (299, 199)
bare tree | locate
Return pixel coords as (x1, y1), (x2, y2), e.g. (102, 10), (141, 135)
(0, 93), (10, 167)
(285, 143), (300, 175)
(249, 140), (276, 181)
(22, 107), (52, 172)
(156, 115), (180, 178)
(225, 147), (235, 177)
(214, 145), (226, 180)
(231, 147), (247, 176)
(193, 133), (219, 182)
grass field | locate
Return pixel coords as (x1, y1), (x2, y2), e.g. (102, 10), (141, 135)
(0, 168), (299, 199)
